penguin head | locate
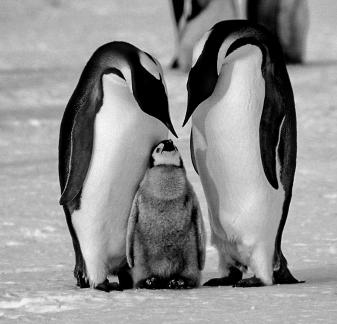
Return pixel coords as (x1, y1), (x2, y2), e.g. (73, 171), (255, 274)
(150, 139), (183, 168)
(132, 52), (178, 138)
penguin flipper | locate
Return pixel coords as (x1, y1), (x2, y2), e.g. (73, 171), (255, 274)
(192, 195), (206, 270)
(126, 192), (139, 268)
(59, 100), (98, 205)
(259, 81), (286, 190)
(190, 129), (199, 174)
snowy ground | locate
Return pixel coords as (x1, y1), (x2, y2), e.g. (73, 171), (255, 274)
(1, 0), (337, 323)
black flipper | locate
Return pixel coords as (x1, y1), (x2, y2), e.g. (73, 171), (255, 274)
(59, 90), (99, 205)
(190, 128), (199, 174)
(225, 36), (290, 190)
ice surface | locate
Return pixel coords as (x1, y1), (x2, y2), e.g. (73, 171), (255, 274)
(1, 0), (337, 323)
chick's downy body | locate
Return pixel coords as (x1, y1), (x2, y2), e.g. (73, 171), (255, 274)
(127, 140), (205, 289)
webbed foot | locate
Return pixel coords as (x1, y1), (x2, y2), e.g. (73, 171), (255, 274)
(136, 277), (165, 290)
(168, 278), (188, 289)
(233, 276), (264, 288)
(95, 279), (123, 292)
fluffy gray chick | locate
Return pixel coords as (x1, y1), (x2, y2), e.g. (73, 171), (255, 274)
(126, 139), (206, 289)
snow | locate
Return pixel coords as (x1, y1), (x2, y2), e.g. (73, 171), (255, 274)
(1, 0), (337, 323)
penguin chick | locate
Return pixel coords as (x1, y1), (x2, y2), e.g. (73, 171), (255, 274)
(126, 139), (206, 289)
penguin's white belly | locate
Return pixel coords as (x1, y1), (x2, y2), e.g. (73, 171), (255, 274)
(193, 45), (285, 253)
(72, 74), (167, 281)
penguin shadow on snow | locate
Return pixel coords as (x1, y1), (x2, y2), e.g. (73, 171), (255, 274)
(294, 265), (337, 285)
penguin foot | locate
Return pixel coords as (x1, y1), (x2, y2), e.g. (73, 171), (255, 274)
(118, 269), (133, 290)
(204, 267), (242, 287)
(136, 277), (165, 290)
(76, 271), (90, 288)
(233, 277), (264, 288)
(95, 279), (123, 292)
(167, 278), (188, 289)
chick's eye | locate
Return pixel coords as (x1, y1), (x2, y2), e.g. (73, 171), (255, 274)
(156, 148), (160, 153)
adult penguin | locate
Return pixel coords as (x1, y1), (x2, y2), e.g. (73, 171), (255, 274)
(183, 20), (300, 287)
(246, 0), (309, 63)
(59, 41), (177, 291)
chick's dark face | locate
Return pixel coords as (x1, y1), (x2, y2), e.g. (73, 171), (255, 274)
(151, 139), (182, 167)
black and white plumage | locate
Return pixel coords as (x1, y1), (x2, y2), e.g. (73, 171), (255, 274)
(126, 140), (206, 289)
(183, 20), (300, 287)
(58, 41), (177, 291)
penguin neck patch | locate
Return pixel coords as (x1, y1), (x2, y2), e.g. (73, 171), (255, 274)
(139, 52), (161, 81)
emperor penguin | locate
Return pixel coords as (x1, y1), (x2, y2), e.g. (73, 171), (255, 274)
(126, 140), (206, 289)
(169, 0), (241, 72)
(58, 41), (177, 291)
(246, 0), (309, 63)
(183, 20), (300, 287)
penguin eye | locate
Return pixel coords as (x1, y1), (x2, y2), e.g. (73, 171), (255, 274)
(156, 148), (161, 153)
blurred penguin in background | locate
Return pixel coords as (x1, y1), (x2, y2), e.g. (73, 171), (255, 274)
(169, 0), (309, 69)
(246, 0), (309, 63)
(169, 0), (242, 72)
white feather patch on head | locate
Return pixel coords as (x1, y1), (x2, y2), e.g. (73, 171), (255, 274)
(139, 52), (168, 96)
(118, 62), (133, 94)
(216, 35), (239, 74)
(152, 143), (181, 167)
(103, 72), (128, 87)
(139, 52), (161, 80)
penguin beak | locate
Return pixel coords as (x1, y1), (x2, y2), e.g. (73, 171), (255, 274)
(131, 65), (178, 138)
(182, 80), (197, 127)
(182, 110), (192, 127)
(182, 96), (195, 127)
(166, 120), (178, 138)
